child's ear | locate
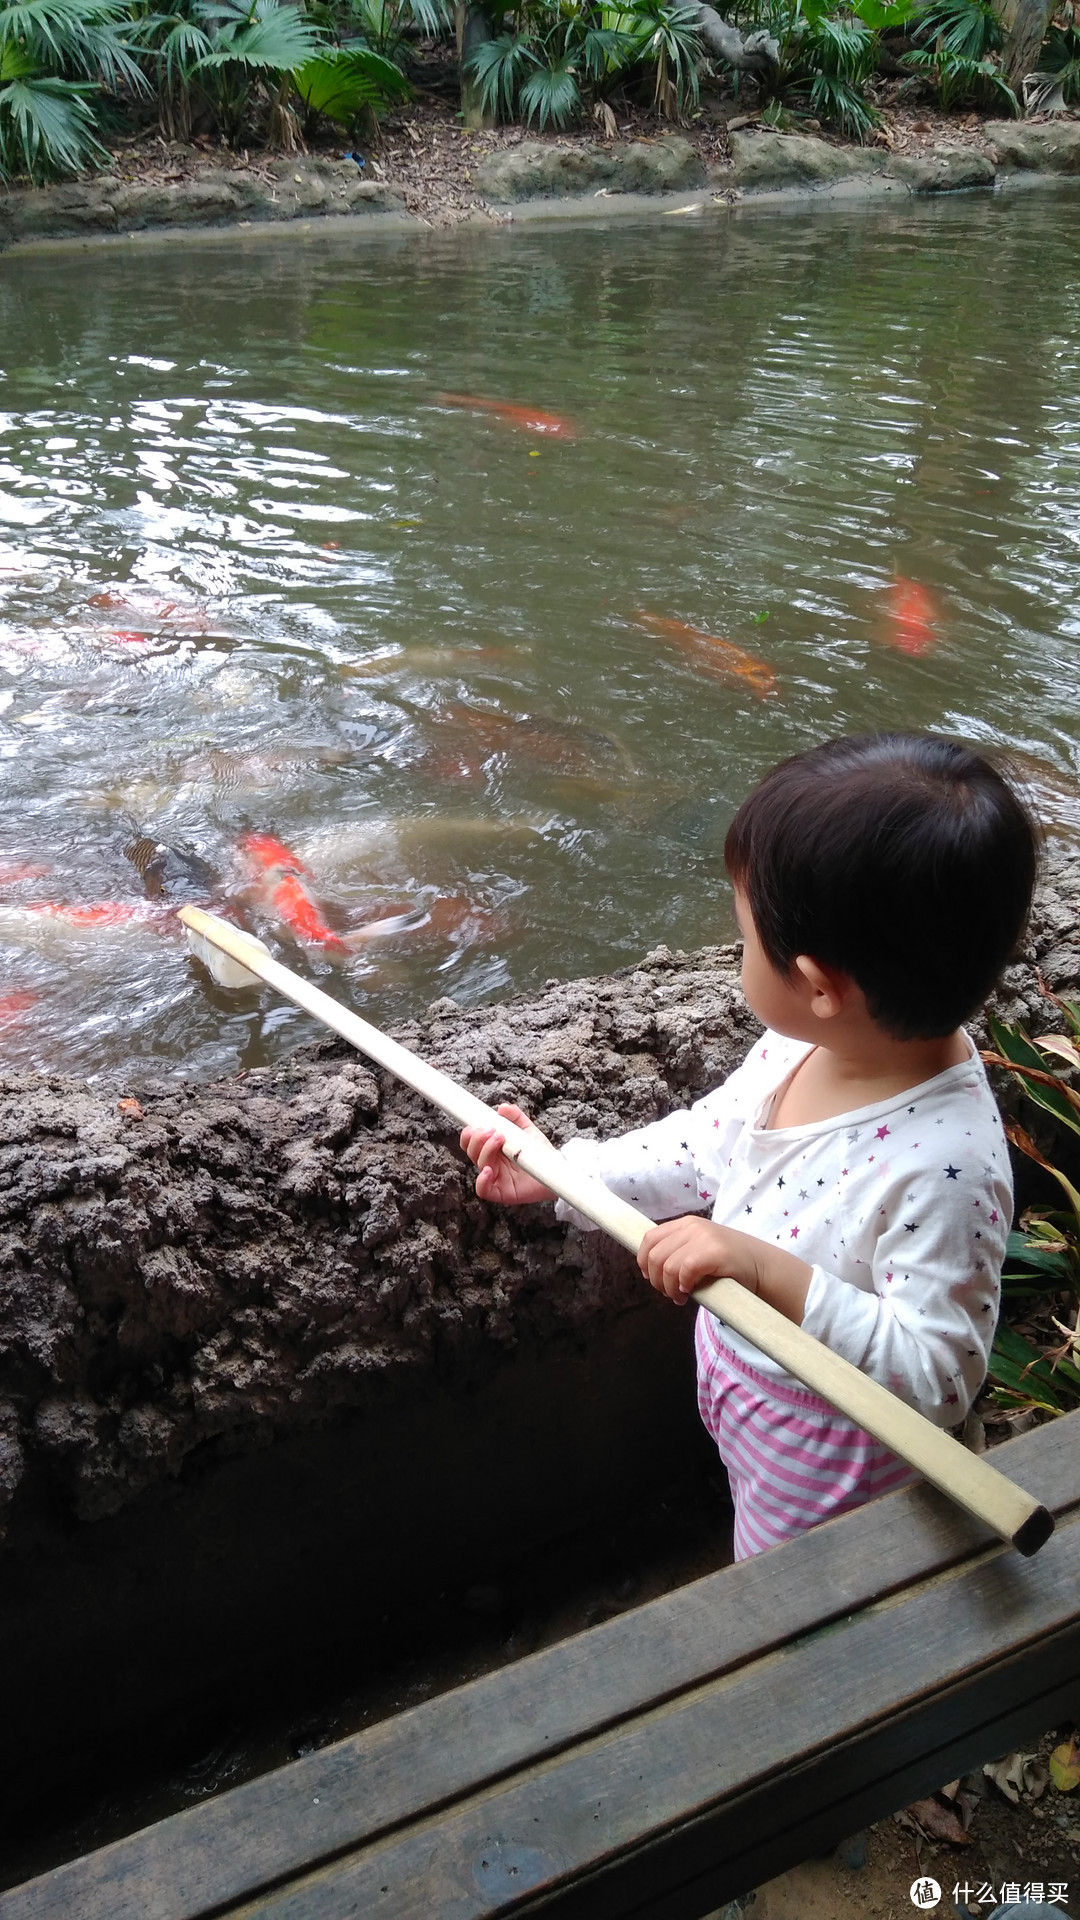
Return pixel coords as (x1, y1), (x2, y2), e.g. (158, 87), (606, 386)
(792, 954), (850, 1021)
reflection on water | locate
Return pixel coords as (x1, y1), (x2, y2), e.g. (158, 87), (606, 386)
(1, 193), (1079, 1081)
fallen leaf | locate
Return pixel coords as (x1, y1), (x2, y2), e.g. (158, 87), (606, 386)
(905, 1797), (972, 1846)
(1050, 1734), (1080, 1792)
(984, 1752), (1048, 1803)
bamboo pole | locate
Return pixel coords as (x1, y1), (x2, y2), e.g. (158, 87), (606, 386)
(179, 906), (1055, 1557)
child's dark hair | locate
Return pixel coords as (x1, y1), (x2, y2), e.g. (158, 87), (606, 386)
(724, 733), (1039, 1040)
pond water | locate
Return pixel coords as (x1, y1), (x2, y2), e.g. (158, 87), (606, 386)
(1, 192), (1079, 1083)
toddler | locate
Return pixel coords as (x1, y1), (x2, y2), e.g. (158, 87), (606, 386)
(461, 733), (1039, 1559)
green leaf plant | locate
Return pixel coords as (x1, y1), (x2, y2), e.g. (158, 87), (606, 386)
(0, 0), (147, 179)
(980, 980), (1080, 1418)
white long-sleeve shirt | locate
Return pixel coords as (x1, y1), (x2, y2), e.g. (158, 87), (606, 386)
(557, 1030), (1011, 1425)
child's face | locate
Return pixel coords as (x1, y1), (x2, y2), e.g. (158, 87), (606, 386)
(733, 887), (818, 1040)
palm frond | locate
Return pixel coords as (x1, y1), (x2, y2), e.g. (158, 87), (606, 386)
(519, 51), (581, 124)
(463, 28), (536, 119)
(0, 0), (147, 91)
(909, 0), (1001, 57)
(580, 22), (632, 74)
(194, 0), (321, 69)
(292, 40), (408, 122)
(0, 65), (108, 176)
(808, 65), (878, 132)
(398, 0), (451, 38)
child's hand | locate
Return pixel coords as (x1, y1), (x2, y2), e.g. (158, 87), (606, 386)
(637, 1217), (760, 1305)
(459, 1103), (557, 1207)
(637, 1217), (812, 1324)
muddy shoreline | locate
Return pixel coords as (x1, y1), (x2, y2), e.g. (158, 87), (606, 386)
(1, 115), (1078, 252)
(3, 844), (1079, 1539)
(0, 847), (1077, 1831)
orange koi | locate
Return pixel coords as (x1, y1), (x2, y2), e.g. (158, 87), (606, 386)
(0, 862), (51, 884)
(885, 577), (938, 657)
(435, 393), (577, 440)
(241, 832), (312, 877)
(239, 832), (345, 951)
(107, 630), (153, 645)
(634, 613), (778, 701)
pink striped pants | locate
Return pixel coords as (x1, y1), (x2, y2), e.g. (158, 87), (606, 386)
(695, 1308), (917, 1560)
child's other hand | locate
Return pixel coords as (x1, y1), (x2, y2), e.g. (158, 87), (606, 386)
(637, 1217), (764, 1306)
(459, 1103), (557, 1207)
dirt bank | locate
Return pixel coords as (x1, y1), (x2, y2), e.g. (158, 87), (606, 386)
(1, 104), (1078, 247)
(2, 843), (1078, 1539)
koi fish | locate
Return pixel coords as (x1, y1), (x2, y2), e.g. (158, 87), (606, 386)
(435, 393), (577, 441)
(123, 836), (216, 901)
(0, 989), (36, 1023)
(634, 614), (778, 701)
(0, 861), (51, 885)
(239, 832), (341, 949)
(340, 647), (515, 679)
(0, 901), (174, 943)
(24, 901), (169, 928)
(885, 577), (938, 657)
(239, 833), (422, 952)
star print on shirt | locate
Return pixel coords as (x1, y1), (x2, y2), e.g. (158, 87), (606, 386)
(944, 1165), (960, 1179)
(875, 1125), (890, 1141)
(790, 1227), (800, 1239)
(905, 1222), (918, 1232)
(777, 1176), (785, 1188)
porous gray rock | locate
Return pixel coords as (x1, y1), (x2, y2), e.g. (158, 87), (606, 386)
(888, 145), (996, 193)
(725, 129), (889, 192)
(0, 158), (403, 247)
(473, 136), (704, 201)
(985, 118), (1080, 173)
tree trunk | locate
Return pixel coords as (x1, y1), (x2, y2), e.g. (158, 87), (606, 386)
(1000, 0), (1055, 94)
(457, 0), (495, 130)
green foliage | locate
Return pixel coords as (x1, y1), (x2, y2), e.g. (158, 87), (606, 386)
(0, 42), (108, 174)
(466, 28), (535, 118)
(2, 0), (145, 88)
(909, 0), (1000, 58)
(1031, 19), (1080, 103)
(330, 0), (451, 64)
(292, 42), (409, 132)
(519, 49), (582, 124)
(981, 996), (1080, 1418)
(626, 0), (701, 113)
(0, 0), (144, 178)
(748, 0), (880, 139)
(463, 0), (701, 126)
(901, 0), (1017, 109)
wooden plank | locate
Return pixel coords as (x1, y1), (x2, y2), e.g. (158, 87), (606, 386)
(6, 1414), (1078, 1920)
(227, 1507), (1080, 1918)
(565, 1631), (1080, 1920)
